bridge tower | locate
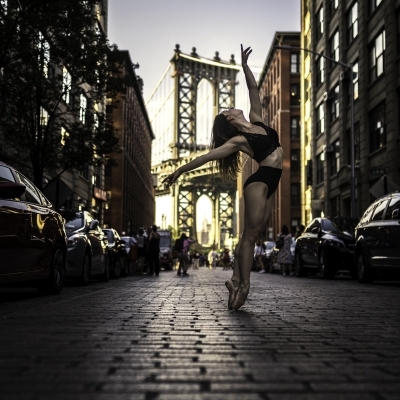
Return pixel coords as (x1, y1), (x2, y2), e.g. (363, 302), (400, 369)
(149, 45), (240, 247)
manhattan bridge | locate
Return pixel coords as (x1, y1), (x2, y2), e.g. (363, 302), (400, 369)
(146, 45), (259, 247)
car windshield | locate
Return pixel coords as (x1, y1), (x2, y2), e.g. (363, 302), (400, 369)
(61, 212), (84, 233)
(103, 230), (114, 243)
(322, 219), (345, 235)
(332, 216), (359, 235)
(160, 237), (170, 247)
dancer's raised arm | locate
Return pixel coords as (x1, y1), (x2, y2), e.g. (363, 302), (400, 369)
(162, 136), (242, 187)
(241, 44), (262, 123)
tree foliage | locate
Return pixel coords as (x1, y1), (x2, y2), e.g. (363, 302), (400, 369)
(0, 0), (128, 189)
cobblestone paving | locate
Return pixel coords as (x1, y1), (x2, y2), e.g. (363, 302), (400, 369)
(0, 268), (399, 400)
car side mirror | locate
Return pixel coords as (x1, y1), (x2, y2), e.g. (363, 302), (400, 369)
(392, 209), (400, 219)
(0, 181), (26, 199)
(88, 220), (99, 230)
(311, 227), (319, 234)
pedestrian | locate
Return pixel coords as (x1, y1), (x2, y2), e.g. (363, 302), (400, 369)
(277, 225), (293, 276)
(222, 248), (231, 270)
(210, 248), (218, 269)
(174, 233), (192, 276)
(255, 239), (266, 273)
(199, 253), (205, 267)
(136, 228), (146, 275)
(163, 45), (282, 310)
(183, 235), (196, 275)
(192, 251), (200, 269)
(128, 231), (137, 275)
(295, 224), (305, 239)
(147, 225), (161, 276)
(144, 227), (152, 274)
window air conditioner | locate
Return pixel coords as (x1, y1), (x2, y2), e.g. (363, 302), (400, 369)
(324, 145), (335, 153)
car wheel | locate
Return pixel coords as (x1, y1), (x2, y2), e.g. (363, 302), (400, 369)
(112, 258), (121, 279)
(37, 243), (65, 294)
(357, 251), (373, 283)
(319, 249), (335, 279)
(295, 253), (307, 277)
(99, 254), (110, 282)
(79, 252), (91, 285)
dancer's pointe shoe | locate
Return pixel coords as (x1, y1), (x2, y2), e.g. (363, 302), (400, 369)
(225, 275), (240, 310)
(230, 280), (250, 310)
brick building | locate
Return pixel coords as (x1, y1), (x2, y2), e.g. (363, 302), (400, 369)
(104, 50), (155, 234)
(253, 32), (302, 240)
(300, 0), (400, 223)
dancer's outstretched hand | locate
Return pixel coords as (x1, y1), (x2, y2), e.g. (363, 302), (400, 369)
(162, 170), (181, 187)
(241, 44), (252, 66)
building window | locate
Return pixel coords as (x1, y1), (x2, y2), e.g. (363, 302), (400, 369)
(317, 103), (325, 135)
(330, 31), (340, 68)
(62, 67), (71, 105)
(290, 53), (300, 73)
(316, 7), (324, 40)
(369, 0), (383, 15)
(316, 56), (325, 86)
(291, 149), (301, 173)
(60, 127), (69, 146)
(291, 183), (301, 206)
(353, 62), (359, 100)
(370, 103), (386, 152)
(290, 84), (300, 105)
(347, 2), (358, 45)
(369, 30), (385, 82)
(330, 85), (339, 122)
(330, 140), (340, 176)
(291, 117), (300, 139)
(79, 94), (87, 124)
(38, 31), (50, 78)
(316, 152), (324, 184)
(330, 0), (339, 16)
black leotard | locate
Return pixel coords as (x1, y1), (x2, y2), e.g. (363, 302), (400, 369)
(240, 121), (282, 199)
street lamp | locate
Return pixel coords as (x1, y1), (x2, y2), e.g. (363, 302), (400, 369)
(274, 45), (356, 218)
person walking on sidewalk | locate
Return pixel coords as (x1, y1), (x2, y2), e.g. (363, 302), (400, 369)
(277, 225), (293, 276)
(174, 234), (187, 276)
(255, 239), (266, 273)
(163, 44), (283, 310)
(135, 228), (146, 275)
(128, 231), (137, 275)
(147, 225), (161, 276)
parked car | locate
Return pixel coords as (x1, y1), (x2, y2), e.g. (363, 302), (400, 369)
(354, 191), (400, 283)
(158, 229), (173, 270)
(103, 228), (128, 278)
(0, 162), (67, 294)
(60, 211), (109, 285)
(263, 241), (276, 271)
(294, 217), (356, 279)
(120, 236), (131, 259)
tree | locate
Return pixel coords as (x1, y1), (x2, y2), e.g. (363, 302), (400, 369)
(0, 0), (128, 189)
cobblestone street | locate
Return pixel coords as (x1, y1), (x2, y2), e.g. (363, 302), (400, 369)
(0, 268), (399, 400)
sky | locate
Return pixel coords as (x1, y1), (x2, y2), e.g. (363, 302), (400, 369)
(108, 0), (301, 102)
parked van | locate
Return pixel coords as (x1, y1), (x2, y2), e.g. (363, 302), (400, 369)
(158, 230), (173, 270)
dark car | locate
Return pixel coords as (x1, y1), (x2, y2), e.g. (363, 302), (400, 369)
(294, 217), (356, 279)
(354, 191), (400, 283)
(0, 162), (67, 294)
(60, 211), (109, 284)
(158, 229), (173, 270)
(103, 228), (128, 278)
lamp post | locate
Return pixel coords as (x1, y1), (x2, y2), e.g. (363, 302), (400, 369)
(274, 45), (356, 218)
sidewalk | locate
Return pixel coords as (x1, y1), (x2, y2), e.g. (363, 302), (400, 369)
(0, 267), (399, 399)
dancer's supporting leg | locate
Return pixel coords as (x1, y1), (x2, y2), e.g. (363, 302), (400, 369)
(231, 182), (275, 310)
